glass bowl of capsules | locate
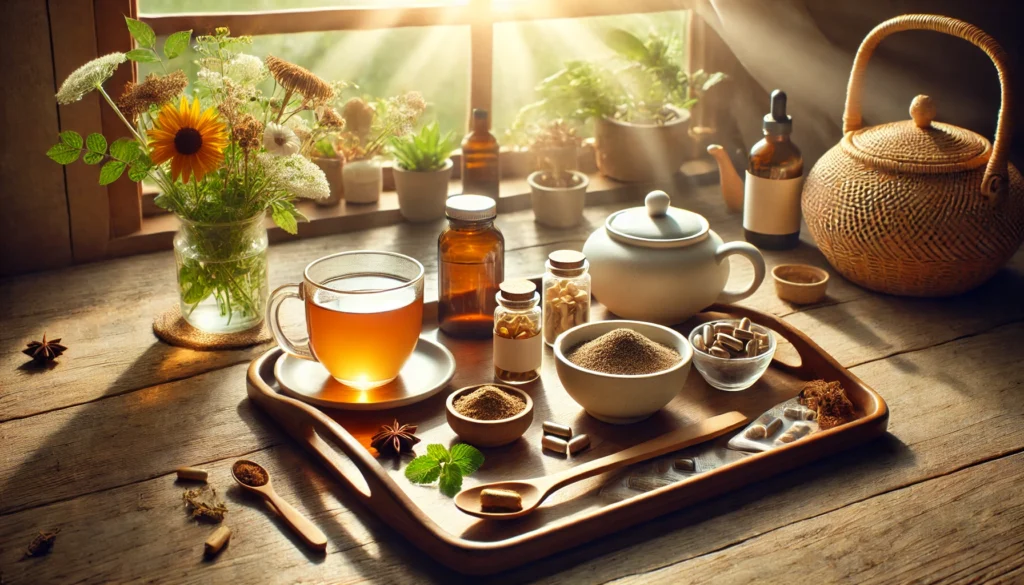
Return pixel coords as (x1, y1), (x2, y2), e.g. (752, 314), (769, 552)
(688, 317), (775, 391)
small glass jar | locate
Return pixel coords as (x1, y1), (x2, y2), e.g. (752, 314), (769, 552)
(493, 280), (542, 384)
(542, 250), (591, 345)
(438, 195), (505, 338)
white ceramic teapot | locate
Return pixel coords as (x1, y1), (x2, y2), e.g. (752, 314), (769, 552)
(582, 191), (766, 325)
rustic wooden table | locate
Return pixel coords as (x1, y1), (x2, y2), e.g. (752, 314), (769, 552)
(2, 183), (1023, 584)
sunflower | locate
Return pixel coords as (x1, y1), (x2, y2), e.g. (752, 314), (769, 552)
(148, 97), (227, 183)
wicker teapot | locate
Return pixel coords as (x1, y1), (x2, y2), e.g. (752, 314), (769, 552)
(803, 15), (1024, 296)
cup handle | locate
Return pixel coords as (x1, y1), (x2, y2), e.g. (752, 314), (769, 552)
(267, 283), (315, 361)
(714, 242), (766, 304)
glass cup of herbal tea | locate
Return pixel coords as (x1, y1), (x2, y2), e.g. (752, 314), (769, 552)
(267, 250), (425, 390)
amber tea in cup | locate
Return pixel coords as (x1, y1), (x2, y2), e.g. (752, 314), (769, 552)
(268, 251), (424, 390)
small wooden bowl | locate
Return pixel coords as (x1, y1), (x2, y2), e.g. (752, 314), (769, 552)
(446, 384), (534, 447)
(772, 264), (830, 304)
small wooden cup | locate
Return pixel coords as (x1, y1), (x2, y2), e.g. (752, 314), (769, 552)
(446, 384), (534, 448)
(772, 264), (830, 305)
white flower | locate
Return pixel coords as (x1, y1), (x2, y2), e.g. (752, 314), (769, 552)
(263, 122), (301, 156)
(196, 68), (224, 90)
(56, 52), (127, 104)
(258, 153), (329, 200)
(223, 54), (268, 86)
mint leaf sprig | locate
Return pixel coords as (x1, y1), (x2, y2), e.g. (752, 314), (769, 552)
(405, 443), (484, 497)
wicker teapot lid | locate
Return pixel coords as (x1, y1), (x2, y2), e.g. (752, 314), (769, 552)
(842, 95), (992, 174)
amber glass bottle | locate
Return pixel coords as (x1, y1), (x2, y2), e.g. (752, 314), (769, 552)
(438, 195), (505, 338)
(461, 109), (500, 202)
(743, 90), (803, 250)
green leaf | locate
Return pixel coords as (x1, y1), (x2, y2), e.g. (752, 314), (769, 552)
(127, 162), (151, 181)
(125, 16), (156, 49)
(438, 463), (463, 497)
(60, 131), (83, 149)
(603, 29), (650, 63)
(426, 444), (450, 464)
(271, 205), (298, 235)
(83, 151), (105, 165)
(85, 133), (107, 154)
(163, 30), (192, 59)
(449, 443), (484, 476)
(99, 160), (126, 185)
(110, 137), (141, 162)
(404, 455), (441, 484)
(46, 143), (80, 165)
(179, 263), (213, 305)
(126, 48), (161, 64)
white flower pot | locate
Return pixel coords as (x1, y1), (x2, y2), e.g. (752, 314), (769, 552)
(393, 158), (453, 222)
(312, 156), (344, 206)
(528, 170), (589, 228)
(594, 106), (691, 182)
(342, 158), (382, 204)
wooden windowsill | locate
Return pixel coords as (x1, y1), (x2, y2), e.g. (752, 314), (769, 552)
(108, 159), (718, 259)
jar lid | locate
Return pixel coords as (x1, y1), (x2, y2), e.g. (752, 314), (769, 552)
(446, 194), (496, 221)
(499, 280), (536, 301)
(604, 191), (709, 249)
(842, 95), (991, 174)
(548, 250), (586, 269)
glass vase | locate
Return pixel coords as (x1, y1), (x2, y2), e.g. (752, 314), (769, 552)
(173, 214), (269, 334)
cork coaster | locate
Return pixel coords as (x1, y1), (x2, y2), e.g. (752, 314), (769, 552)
(153, 305), (272, 351)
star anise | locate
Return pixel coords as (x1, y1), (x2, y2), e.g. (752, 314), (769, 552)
(370, 420), (420, 456)
(22, 334), (67, 363)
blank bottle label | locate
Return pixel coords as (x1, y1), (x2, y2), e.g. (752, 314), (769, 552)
(743, 172), (804, 235)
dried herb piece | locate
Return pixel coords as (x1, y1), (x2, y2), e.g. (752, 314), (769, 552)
(22, 334), (67, 364)
(183, 485), (228, 522)
(370, 420), (420, 456)
(24, 528), (60, 558)
(799, 379), (855, 430)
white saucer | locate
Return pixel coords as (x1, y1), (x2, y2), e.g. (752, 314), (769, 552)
(274, 337), (456, 410)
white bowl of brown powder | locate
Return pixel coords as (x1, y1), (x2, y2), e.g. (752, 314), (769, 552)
(553, 321), (692, 424)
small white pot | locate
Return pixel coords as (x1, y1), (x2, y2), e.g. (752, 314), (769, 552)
(342, 158), (382, 204)
(528, 170), (589, 228)
(393, 158), (453, 222)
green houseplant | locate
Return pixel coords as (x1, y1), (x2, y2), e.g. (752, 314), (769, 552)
(515, 28), (726, 182)
(389, 121), (457, 222)
(524, 120), (589, 228)
(47, 23), (331, 334)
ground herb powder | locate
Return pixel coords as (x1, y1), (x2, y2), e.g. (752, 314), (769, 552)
(233, 461), (268, 487)
(454, 386), (526, 420)
(566, 328), (681, 375)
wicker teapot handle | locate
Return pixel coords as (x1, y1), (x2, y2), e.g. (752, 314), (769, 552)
(842, 14), (1012, 197)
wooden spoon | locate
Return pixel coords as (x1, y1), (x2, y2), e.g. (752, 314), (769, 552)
(455, 411), (748, 520)
(231, 459), (328, 551)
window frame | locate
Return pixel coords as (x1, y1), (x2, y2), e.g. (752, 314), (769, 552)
(59, 0), (714, 261)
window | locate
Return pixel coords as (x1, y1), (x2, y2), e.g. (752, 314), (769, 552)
(58, 0), (705, 261)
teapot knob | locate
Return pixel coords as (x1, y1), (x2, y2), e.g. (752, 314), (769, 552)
(645, 190), (671, 217)
(910, 95), (936, 129)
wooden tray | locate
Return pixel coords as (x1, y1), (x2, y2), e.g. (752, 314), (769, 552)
(245, 300), (888, 575)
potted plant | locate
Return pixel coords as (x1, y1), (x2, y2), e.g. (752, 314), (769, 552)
(389, 121), (456, 222)
(47, 24), (331, 334)
(525, 120), (588, 228)
(337, 92), (426, 204)
(516, 28), (725, 183)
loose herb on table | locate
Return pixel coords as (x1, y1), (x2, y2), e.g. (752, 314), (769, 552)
(183, 485), (228, 522)
(23, 528), (60, 558)
(405, 444), (484, 497)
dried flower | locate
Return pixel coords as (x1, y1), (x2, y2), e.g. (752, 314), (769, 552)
(263, 122), (301, 156)
(286, 116), (312, 143)
(370, 420), (420, 456)
(56, 52), (127, 105)
(342, 97), (375, 139)
(117, 71), (188, 120)
(317, 106), (345, 130)
(183, 486), (228, 522)
(265, 55), (334, 103)
(232, 115), (264, 153)
(258, 153), (330, 200)
(22, 334), (68, 364)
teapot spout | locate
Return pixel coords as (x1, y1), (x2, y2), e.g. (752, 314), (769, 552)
(707, 144), (744, 213)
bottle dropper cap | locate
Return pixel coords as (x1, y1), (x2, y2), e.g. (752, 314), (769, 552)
(763, 89), (793, 135)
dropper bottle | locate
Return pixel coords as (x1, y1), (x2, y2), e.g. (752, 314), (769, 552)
(743, 89), (803, 250)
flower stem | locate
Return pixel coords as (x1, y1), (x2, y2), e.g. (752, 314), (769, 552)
(98, 86), (146, 144)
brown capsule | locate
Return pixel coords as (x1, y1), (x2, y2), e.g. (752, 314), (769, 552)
(709, 346), (731, 359)
(783, 406), (807, 420)
(673, 458), (695, 472)
(542, 435), (568, 455)
(765, 417), (783, 436)
(713, 323), (735, 336)
(733, 328), (755, 341)
(701, 325), (714, 345)
(753, 331), (769, 343)
(693, 334), (707, 352)
(745, 339), (760, 357)
(542, 421), (572, 439)
(738, 317), (751, 331)
(204, 526), (231, 556)
(176, 467), (208, 482)
(716, 334), (745, 352)
(745, 424), (767, 440)
(480, 488), (523, 511)
(567, 434), (591, 455)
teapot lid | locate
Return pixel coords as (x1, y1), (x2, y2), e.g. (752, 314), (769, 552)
(842, 95), (991, 173)
(605, 191), (709, 249)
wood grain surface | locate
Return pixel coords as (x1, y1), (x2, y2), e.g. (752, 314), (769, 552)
(2, 182), (1023, 583)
